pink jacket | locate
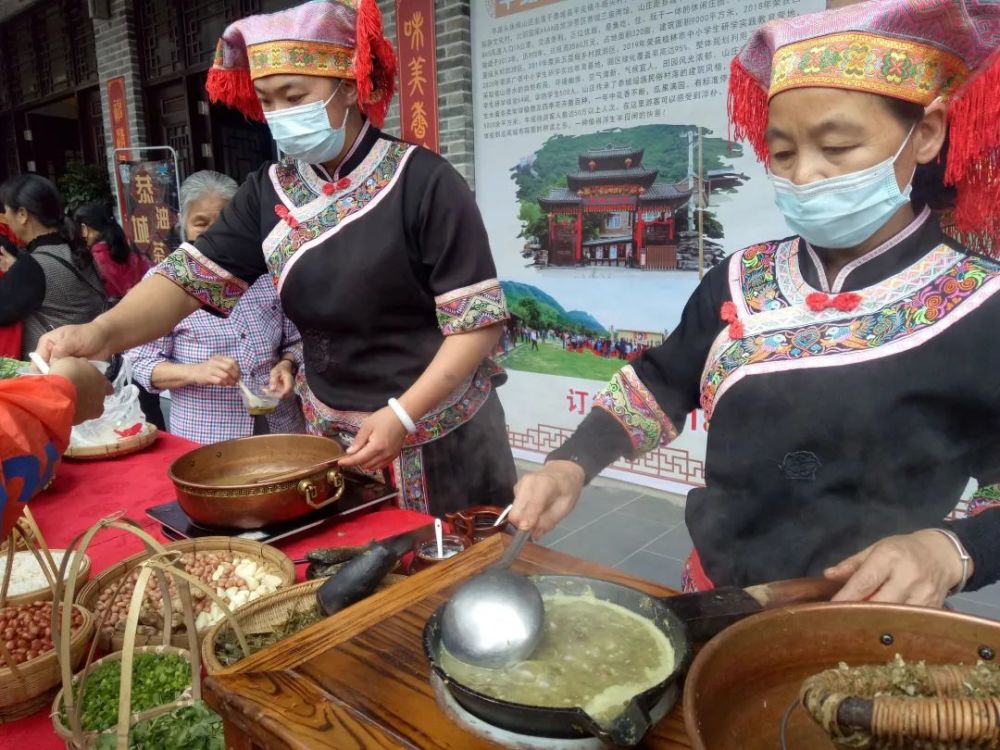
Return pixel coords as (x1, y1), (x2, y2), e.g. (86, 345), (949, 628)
(91, 241), (150, 298)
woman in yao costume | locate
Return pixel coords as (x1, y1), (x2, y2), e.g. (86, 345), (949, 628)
(37, 0), (517, 516)
(511, 0), (1000, 606)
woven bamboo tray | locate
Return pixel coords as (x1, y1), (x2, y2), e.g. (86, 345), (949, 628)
(0, 550), (91, 607)
(51, 645), (194, 748)
(201, 573), (407, 674)
(0, 603), (94, 723)
(77, 537), (295, 651)
(64, 424), (158, 460)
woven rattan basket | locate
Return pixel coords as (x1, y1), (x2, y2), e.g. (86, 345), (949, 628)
(0, 512), (94, 723)
(77, 535), (295, 651)
(801, 657), (1000, 749)
(201, 573), (407, 674)
(50, 645), (194, 747)
(52, 528), (217, 749)
(1, 509), (91, 607)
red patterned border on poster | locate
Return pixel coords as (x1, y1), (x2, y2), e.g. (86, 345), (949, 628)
(395, 0), (439, 152)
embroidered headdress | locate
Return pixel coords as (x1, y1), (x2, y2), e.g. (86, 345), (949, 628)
(729, 0), (1000, 249)
(206, 0), (396, 127)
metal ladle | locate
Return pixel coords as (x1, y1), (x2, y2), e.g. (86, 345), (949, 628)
(439, 525), (544, 668)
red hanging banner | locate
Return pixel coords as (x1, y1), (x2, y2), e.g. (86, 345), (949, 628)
(107, 77), (130, 154)
(395, 0), (440, 152)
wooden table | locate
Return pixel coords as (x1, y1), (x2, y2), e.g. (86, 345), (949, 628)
(204, 534), (694, 749)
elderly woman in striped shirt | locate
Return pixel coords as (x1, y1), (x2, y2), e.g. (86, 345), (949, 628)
(126, 171), (304, 443)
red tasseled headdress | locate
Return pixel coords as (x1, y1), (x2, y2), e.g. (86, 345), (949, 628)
(728, 0), (1000, 254)
(206, 0), (397, 128)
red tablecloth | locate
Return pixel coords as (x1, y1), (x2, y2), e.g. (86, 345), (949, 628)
(1, 431), (433, 747)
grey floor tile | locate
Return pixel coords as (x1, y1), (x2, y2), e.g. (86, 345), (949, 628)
(547, 496), (627, 536)
(962, 582), (1000, 609)
(616, 494), (685, 526)
(578, 484), (645, 510)
(643, 522), (693, 562)
(950, 595), (1000, 621)
(549, 512), (673, 568)
(615, 550), (686, 590)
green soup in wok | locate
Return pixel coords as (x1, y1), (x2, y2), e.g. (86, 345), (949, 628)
(438, 594), (675, 726)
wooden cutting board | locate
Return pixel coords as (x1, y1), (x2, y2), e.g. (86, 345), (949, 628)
(203, 534), (694, 749)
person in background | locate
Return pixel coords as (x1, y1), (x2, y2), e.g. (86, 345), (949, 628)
(126, 170), (304, 444)
(75, 202), (149, 300)
(38, 0), (516, 516)
(74, 202), (163, 429)
(0, 225), (22, 358)
(0, 358), (110, 536)
(0, 175), (106, 359)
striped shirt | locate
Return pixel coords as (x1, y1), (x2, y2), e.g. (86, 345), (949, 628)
(127, 275), (305, 444)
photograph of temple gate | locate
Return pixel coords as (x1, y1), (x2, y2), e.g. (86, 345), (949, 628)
(539, 145), (691, 269)
(513, 125), (749, 274)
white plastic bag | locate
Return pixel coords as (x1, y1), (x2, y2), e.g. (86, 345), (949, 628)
(69, 358), (146, 447)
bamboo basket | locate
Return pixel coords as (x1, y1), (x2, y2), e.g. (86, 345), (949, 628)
(64, 424), (158, 460)
(0, 514), (95, 723)
(1, 510), (91, 607)
(801, 657), (1000, 749)
(1, 551), (92, 608)
(51, 519), (238, 749)
(77, 535), (295, 651)
(201, 572), (407, 674)
(50, 645), (194, 747)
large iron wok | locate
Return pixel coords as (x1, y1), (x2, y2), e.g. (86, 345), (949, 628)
(424, 573), (839, 747)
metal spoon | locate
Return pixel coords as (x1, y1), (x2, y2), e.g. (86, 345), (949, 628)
(439, 527), (544, 668)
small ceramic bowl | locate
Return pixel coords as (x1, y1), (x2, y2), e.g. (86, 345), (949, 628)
(409, 534), (470, 574)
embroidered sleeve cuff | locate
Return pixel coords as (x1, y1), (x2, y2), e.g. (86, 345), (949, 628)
(943, 508), (1000, 592)
(434, 279), (509, 336)
(547, 408), (634, 484)
(154, 243), (248, 317)
(592, 365), (679, 456)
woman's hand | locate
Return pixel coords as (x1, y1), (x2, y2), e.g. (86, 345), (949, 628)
(825, 528), (968, 607)
(0, 248), (15, 273)
(509, 461), (586, 539)
(188, 356), (240, 387)
(268, 359), (296, 399)
(36, 321), (116, 362)
(48, 357), (113, 424)
(339, 407), (408, 470)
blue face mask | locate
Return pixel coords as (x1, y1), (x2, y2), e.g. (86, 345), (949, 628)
(264, 83), (347, 164)
(770, 126), (916, 250)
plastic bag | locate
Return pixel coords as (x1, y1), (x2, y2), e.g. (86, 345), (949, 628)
(69, 358), (146, 447)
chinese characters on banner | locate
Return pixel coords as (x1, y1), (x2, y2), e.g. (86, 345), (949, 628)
(107, 77), (131, 221)
(478, 0), (810, 141)
(107, 77), (130, 153)
(491, 0), (565, 17)
(116, 159), (179, 263)
(395, 0), (440, 151)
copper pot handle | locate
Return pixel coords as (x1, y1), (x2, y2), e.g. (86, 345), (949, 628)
(297, 469), (346, 510)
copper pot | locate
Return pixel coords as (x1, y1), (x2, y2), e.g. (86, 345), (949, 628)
(168, 434), (346, 530)
(683, 602), (1000, 750)
(445, 505), (506, 544)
